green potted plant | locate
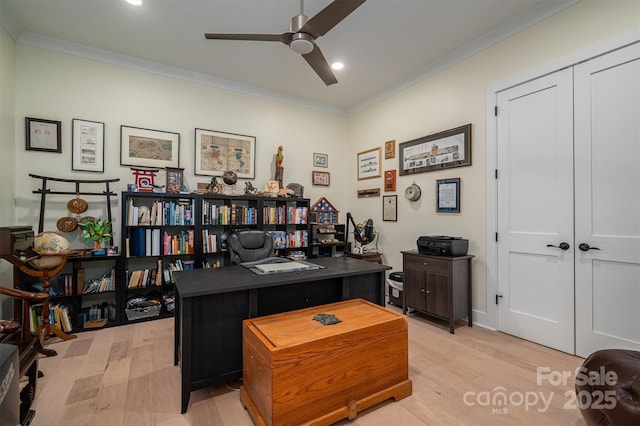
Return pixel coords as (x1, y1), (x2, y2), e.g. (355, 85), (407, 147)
(78, 218), (112, 254)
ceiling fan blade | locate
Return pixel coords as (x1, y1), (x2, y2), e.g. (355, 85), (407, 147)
(205, 33), (293, 45)
(302, 45), (338, 86)
(301, 0), (366, 38)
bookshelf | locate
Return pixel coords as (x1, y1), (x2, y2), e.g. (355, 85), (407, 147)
(25, 193), (311, 333)
(30, 254), (123, 334)
(121, 192), (196, 323)
(121, 192), (311, 325)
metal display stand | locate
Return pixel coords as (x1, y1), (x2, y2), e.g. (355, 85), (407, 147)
(29, 174), (119, 233)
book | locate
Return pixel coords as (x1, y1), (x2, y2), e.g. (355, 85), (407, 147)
(76, 268), (85, 294)
(152, 228), (161, 256)
(145, 229), (152, 256)
(130, 227), (146, 257)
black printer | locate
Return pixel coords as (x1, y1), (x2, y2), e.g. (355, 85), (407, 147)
(417, 235), (468, 256)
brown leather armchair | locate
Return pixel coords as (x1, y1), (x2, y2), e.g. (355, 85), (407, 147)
(0, 285), (50, 425)
(575, 349), (640, 426)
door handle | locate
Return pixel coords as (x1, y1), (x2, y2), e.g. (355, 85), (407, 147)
(578, 243), (600, 252)
(546, 242), (570, 250)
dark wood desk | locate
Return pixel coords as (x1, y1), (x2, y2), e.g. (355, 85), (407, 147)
(173, 256), (390, 413)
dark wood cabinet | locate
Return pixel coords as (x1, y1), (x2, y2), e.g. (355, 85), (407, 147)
(402, 250), (474, 333)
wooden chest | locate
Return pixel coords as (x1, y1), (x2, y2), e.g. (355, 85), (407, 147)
(240, 299), (412, 426)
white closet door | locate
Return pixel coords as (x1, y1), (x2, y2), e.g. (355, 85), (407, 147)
(574, 42), (640, 357)
(496, 68), (575, 354)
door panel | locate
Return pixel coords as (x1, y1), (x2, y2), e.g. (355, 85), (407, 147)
(574, 43), (640, 357)
(496, 68), (575, 354)
(426, 272), (449, 319)
(592, 260), (640, 342)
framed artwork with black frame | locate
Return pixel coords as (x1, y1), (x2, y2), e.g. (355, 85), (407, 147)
(166, 167), (184, 193)
(383, 195), (397, 221)
(25, 117), (62, 153)
(121, 125), (180, 168)
(436, 177), (461, 213)
(72, 118), (104, 172)
(399, 123), (471, 176)
(194, 128), (256, 179)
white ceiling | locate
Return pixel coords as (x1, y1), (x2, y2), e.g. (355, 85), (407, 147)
(0, 0), (578, 114)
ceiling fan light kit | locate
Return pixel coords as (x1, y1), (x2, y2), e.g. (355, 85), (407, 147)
(204, 0), (366, 85)
(289, 33), (314, 54)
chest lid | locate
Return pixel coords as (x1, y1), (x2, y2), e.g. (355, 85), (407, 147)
(245, 299), (406, 367)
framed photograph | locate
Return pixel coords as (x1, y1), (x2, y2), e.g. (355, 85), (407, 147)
(399, 123), (471, 176)
(25, 117), (61, 153)
(166, 167), (184, 193)
(436, 177), (461, 213)
(384, 140), (395, 159)
(312, 171), (330, 186)
(384, 169), (396, 192)
(383, 195), (397, 221)
(72, 118), (104, 172)
(313, 152), (328, 168)
(195, 128), (255, 179)
(357, 147), (381, 180)
(121, 125), (180, 168)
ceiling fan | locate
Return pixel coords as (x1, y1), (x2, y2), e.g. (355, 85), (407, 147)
(204, 0), (366, 86)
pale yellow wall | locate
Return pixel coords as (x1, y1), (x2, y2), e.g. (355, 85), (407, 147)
(347, 0), (640, 320)
(13, 46), (348, 248)
(3, 0), (639, 327)
(0, 23), (15, 317)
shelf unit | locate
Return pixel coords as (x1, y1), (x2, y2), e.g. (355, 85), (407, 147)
(122, 192), (196, 323)
(261, 197), (310, 259)
(120, 192), (310, 325)
(14, 175), (122, 336)
(310, 223), (345, 258)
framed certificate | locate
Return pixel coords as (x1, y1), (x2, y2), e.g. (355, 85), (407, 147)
(383, 195), (397, 221)
(25, 117), (62, 153)
(436, 178), (461, 213)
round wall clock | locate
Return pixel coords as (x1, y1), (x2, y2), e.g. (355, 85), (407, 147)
(404, 182), (422, 201)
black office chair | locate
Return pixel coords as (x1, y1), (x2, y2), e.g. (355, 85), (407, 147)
(228, 230), (274, 264)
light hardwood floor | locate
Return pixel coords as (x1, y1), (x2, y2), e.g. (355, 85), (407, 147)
(28, 304), (587, 426)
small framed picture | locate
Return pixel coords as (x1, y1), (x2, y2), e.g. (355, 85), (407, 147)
(383, 195), (397, 221)
(166, 167), (184, 193)
(436, 178), (461, 213)
(385, 140), (395, 159)
(384, 169), (396, 192)
(312, 171), (330, 186)
(313, 152), (328, 168)
(72, 118), (105, 172)
(25, 117), (62, 153)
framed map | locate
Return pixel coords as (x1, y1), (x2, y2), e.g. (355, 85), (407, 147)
(120, 125), (180, 168)
(195, 128), (256, 179)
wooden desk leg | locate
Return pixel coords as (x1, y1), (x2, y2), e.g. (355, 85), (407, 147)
(180, 297), (192, 414)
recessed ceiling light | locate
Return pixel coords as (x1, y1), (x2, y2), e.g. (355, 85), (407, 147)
(331, 62), (344, 70)
(126, 0), (142, 6)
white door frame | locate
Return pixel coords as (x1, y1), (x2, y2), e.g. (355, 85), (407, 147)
(484, 29), (639, 331)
